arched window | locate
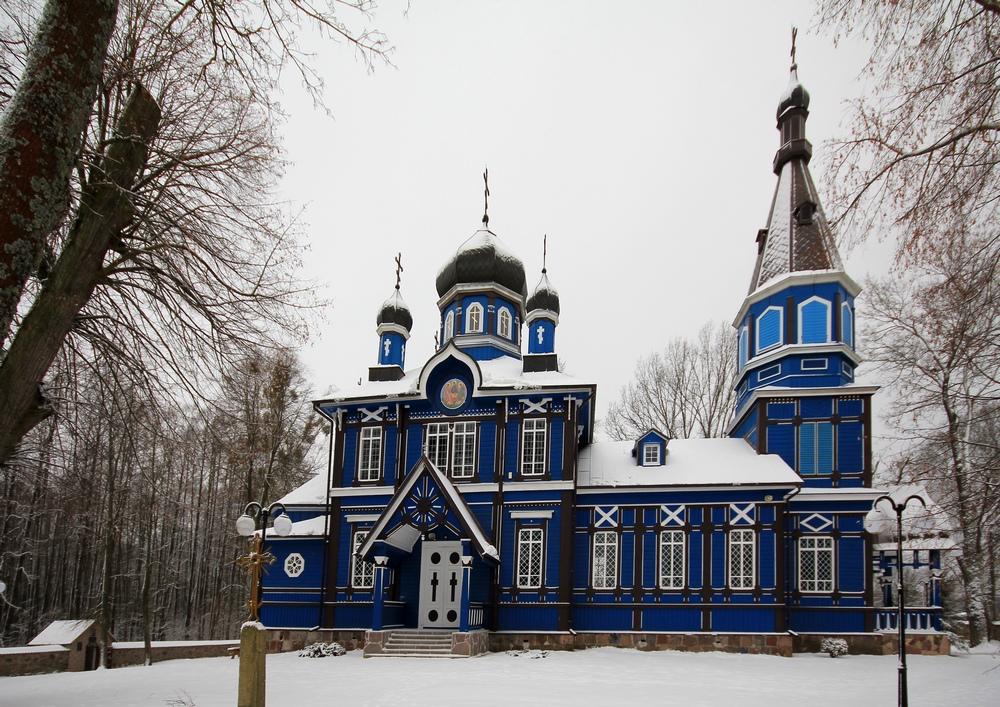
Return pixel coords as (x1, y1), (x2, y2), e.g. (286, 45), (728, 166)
(498, 307), (511, 339)
(466, 302), (483, 333)
(798, 297), (831, 344)
(841, 302), (854, 348)
(739, 326), (748, 369)
(444, 311), (454, 341)
(756, 306), (783, 353)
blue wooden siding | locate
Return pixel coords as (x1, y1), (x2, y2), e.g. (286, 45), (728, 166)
(505, 419), (519, 478)
(838, 536), (866, 592)
(757, 308), (782, 350)
(838, 398), (864, 417)
(768, 401), (796, 420)
(550, 418), (564, 478)
(800, 299), (830, 343)
(800, 397), (833, 419)
(384, 427), (398, 486)
(342, 428), (357, 485)
(837, 421), (864, 473)
(767, 423), (795, 469)
(406, 422), (423, 471)
(264, 539), (325, 588)
(478, 421), (496, 481)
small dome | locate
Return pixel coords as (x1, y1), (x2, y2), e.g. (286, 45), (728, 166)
(377, 289), (412, 332)
(526, 271), (560, 315)
(436, 225), (527, 299)
(777, 67), (810, 120)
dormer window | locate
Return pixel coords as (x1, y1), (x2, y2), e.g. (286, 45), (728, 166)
(794, 201), (816, 226)
(634, 428), (669, 467)
(466, 302), (483, 333)
(643, 443), (660, 466)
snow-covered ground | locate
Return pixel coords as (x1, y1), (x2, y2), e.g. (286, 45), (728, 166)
(2, 644), (998, 706)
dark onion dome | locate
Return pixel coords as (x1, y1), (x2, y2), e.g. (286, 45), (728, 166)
(435, 224), (528, 299)
(526, 271), (560, 315)
(376, 288), (412, 332)
(777, 65), (810, 120)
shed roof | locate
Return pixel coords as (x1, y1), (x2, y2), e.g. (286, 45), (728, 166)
(29, 619), (98, 646)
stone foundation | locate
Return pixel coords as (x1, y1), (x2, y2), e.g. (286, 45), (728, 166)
(361, 630), (389, 657)
(491, 631), (796, 657)
(452, 630), (490, 656)
(0, 646), (70, 676)
(264, 629), (367, 654)
(793, 632), (950, 656)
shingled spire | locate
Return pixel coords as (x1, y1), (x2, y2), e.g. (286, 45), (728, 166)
(748, 35), (843, 294)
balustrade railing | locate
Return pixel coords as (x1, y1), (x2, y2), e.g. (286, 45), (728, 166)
(874, 607), (942, 632)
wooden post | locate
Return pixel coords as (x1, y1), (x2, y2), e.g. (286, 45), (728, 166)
(237, 623), (266, 707)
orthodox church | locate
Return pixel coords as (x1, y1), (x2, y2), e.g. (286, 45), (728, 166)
(260, 57), (947, 656)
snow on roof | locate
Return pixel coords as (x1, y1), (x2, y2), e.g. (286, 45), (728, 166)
(29, 619), (96, 646)
(866, 484), (957, 550)
(320, 355), (592, 405)
(277, 472), (327, 506)
(578, 438), (800, 488)
(281, 515), (328, 537)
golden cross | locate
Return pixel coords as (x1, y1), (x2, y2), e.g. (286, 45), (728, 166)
(236, 534), (276, 623)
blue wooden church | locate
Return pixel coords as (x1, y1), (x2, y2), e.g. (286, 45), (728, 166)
(258, 59), (945, 656)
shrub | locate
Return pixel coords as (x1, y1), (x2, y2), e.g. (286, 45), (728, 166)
(821, 637), (849, 658)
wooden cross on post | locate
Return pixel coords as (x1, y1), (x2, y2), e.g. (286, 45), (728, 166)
(790, 26), (798, 69)
(482, 167), (490, 227)
(394, 252), (403, 291)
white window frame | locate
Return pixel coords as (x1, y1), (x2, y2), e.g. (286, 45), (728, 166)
(728, 529), (756, 590)
(592, 530), (618, 589)
(643, 443), (660, 466)
(444, 311), (454, 341)
(498, 307), (512, 339)
(799, 536), (834, 593)
(841, 302), (854, 347)
(516, 527), (544, 588)
(659, 530), (685, 589)
(358, 427), (382, 482)
(521, 418), (547, 476)
(284, 552), (305, 578)
(739, 326), (748, 368)
(755, 306), (784, 353)
(352, 531), (375, 589)
(451, 421), (477, 479)
(466, 302), (484, 333)
(425, 422), (450, 470)
(798, 296), (831, 344)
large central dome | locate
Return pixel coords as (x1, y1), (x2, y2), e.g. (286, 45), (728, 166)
(435, 225), (528, 299)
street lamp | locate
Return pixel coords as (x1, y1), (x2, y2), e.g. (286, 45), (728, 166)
(873, 493), (926, 707)
(236, 501), (292, 622)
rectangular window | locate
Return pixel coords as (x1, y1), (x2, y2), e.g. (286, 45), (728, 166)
(452, 421), (477, 479)
(799, 536), (834, 592)
(729, 529), (755, 590)
(592, 530), (618, 589)
(643, 443), (660, 466)
(659, 530), (685, 589)
(799, 421), (834, 475)
(425, 422), (449, 470)
(521, 418), (547, 476)
(517, 527), (544, 588)
(352, 531), (375, 589)
(358, 427), (382, 482)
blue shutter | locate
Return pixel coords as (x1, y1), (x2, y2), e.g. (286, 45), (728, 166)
(842, 303), (854, 347)
(800, 299), (829, 343)
(818, 422), (834, 474)
(799, 423), (816, 475)
(757, 308), (782, 351)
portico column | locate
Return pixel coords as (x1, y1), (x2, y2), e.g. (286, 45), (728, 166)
(460, 539), (472, 632)
(372, 555), (389, 631)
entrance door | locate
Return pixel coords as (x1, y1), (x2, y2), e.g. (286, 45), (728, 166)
(418, 541), (463, 628)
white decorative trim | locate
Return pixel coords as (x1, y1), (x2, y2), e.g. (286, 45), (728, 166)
(797, 296), (831, 344)
(359, 407), (387, 422)
(733, 270), (862, 326)
(510, 510), (554, 519)
(284, 553), (305, 578)
(525, 310), (559, 326)
(755, 305), (784, 353)
(344, 514), (381, 523)
(376, 322), (411, 340)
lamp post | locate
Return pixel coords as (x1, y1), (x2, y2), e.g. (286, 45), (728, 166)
(873, 493), (926, 707)
(235, 501), (292, 707)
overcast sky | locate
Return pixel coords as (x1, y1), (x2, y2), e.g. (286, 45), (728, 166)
(277, 1), (886, 434)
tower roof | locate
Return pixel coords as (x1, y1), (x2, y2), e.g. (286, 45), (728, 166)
(526, 271), (560, 315)
(748, 62), (843, 294)
(435, 222), (528, 299)
(376, 288), (412, 332)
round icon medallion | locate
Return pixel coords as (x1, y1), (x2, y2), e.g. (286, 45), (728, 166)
(440, 377), (468, 410)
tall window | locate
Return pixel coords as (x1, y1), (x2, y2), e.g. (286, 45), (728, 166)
(521, 419), (547, 476)
(659, 530), (685, 589)
(799, 536), (834, 592)
(452, 421), (477, 479)
(643, 443), (660, 466)
(352, 531), (375, 589)
(358, 427), (382, 482)
(729, 529), (755, 590)
(444, 311), (454, 341)
(498, 307), (512, 339)
(739, 326), (748, 369)
(592, 530), (618, 589)
(799, 421), (834, 475)
(466, 302), (483, 333)
(841, 302), (854, 347)
(798, 297), (831, 344)
(425, 422), (449, 470)
(424, 421), (477, 479)
(756, 306), (783, 352)
(517, 527), (544, 588)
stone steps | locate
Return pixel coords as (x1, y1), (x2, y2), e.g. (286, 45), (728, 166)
(372, 630), (458, 658)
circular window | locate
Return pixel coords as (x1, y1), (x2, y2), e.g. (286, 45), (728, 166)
(450, 552), (460, 565)
(447, 610), (458, 623)
(431, 552), (441, 564)
(284, 553), (305, 578)
(428, 610), (439, 622)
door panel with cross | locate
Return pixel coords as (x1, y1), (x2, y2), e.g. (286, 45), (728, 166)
(418, 541), (463, 628)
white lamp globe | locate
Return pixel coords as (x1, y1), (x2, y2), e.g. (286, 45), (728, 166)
(272, 513), (293, 537)
(236, 514), (256, 537)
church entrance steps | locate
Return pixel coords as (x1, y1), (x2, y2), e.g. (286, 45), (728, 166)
(363, 629), (490, 658)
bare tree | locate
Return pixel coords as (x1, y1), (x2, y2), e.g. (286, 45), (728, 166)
(865, 232), (1000, 645)
(817, 1), (1000, 263)
(0, 0), (392, 463)
(606, 321), (737, 441)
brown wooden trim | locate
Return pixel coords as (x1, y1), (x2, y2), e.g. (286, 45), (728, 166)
(833, 292), (842, 343)
(322, 498), (342, 628)
(785, 295), (796, 344)
(558, 490), (575, 631)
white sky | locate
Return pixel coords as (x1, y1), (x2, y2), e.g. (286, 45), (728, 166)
(277, 1), (887, 430)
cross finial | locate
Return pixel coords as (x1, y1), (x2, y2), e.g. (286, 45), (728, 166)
(542, 234), (548, 274)
(394, 252), (403, 290)
(482, 167), (490, 227)
(790, 26), (798, 71)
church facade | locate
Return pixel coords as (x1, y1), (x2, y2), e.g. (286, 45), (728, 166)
(258, 60), (945, 655)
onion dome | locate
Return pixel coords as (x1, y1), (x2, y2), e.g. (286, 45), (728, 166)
(777, 64), (810, 120)
(526, 270), (560, 315)
(435, 222), (528, 299)
(376, 288), (412, 332)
